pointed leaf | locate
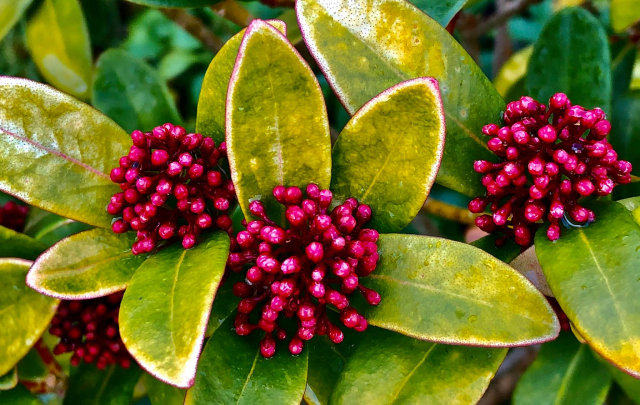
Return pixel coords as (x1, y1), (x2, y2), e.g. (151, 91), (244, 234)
(124, 0), (224, 7)
(92, 49), (182, 133)
(0, 77), (130, 228)
(0, 368), (17, 391)
(358, 234), (559, 346)
(513, 333), (611, 405)
(0, 384), (42, 404)
(0, 226), (47, 261)
(611, 0), (640, 33)
(120, 231), (229, 388)
(63, 363), (141, 405)
(410, 0), (468, 26)
(27, 229), (145, 299)
(144, 373), (186, 405)
(0, 259), (59, 376)
(535, 201), (640, 378)
(0, 0), (33, 42)
(23, 207), (92, 247)
(296, 0), (504, 197)
(26, 0), (92, 100)
(330, 78), (445, 233)
(526, 7), (611, 112)
(227, 20), (331, 226)
(330, 326), (506, 405)
(185, 315), (308, 405)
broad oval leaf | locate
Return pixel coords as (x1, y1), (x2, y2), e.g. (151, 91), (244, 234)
(227, 19), (331, 226)
(0, 259), (59, 376)
(358, 234), (559, 346)
(63, 363), (141, 405)
(144, 373), (186, 405)
(611, 0), (640, 33)
(410, 0), (468, 26)
(535, 201), (640, 378)
(526, 7), (611, 112)
(330, 326), (506, 405)
(296, 0), (504, 197)
(0, 77), (130, 228)
(0, 368), (17, 391)
(0, 226), (47, 261)
(185, 315), (308, 405)
(513, 332), (611, 405)
(0, 0), (33, 42)
(26, 0), (92, 100)
(120, 231), (230, 388)
(611, 91), (640, 199)
(92, 49), (182, 133)
(124, 0), (223, 7)
(27, 228), (145, 299)
(23, 207), (92, 247)
(330, 77), (445, 233)
(0, 384), (42, 404)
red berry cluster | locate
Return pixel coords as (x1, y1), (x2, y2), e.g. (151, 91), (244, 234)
(469, 94), (632, 246)
(49, 293), (132, 369)
(228, 184), (381, 358)
(0, 200), (29, 232)
(107, 123), (235, 254)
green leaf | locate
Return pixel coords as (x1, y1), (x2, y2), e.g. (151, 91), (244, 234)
(611, 0), (640, 33)
(470, 234), (522, 263)
(0, 77), (130, 228)
(23, 207), (92, 247)
(358, 234), (559, 346)
(205, 271), (241, 337)
(0, 0), (33, 42)
(296, 0), (504, 197)
(513, 332), (611, 405)
(227, 20), (331, 226)
(526, 7), (611, 112)
(27, 228), (145, 299)
(605, 359), (640, 403)
(611, 91), (640, 199)
(16, 348), (48, 383)
(493, 46), (533, 97)
(25, 0), (92, 101)
(0, 384), (42, 404)
(120, 231), (230, 388)
(535, 201), (640, 378)
(0, 368), (17, 391)
(0, 226), (47, 261)
(184, 315), (308, 405)
(144, 373), (186, 405)
(612, 42), (637, 100)
(63, 363), (141, 405)
(330, 326), (506, 405)
(0, 259), (59, 376)
(330, 78), (445, 233)
(124, 0), (224, 7)
(410, 0), (467, 26)
(92, 49), (182, 133)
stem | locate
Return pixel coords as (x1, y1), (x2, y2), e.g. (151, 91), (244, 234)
(421, 199), (479, 226)
(33, 339), (62, 377)
(211, 0), (254, 27)
(161, 8), (224, 53)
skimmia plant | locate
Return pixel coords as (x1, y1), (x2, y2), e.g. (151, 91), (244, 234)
(0, 0), (639, 404)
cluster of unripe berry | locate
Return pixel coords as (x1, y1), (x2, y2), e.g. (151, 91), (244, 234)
(0, 200), (29, 232)
(469, 93), (632, 246)
(228, 184), (381, 357)
(107, 124), (234, 254)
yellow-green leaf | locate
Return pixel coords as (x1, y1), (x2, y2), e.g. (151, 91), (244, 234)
(0, 77), (130, 228)
(0, 0), (33, 42)
(331, 77), (445, 233)
(611, 0), (640, 33)
(26, 0), (92, 100)
(23, 207), (92, 247)
(493, 46), (533, 97)
(0, 226), (47, 261)
(227, 19), (331, 226)
(120, 231), (229, 388)
(0, 368), (17, 391)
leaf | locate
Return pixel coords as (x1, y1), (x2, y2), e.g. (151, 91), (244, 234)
(611, 0), (640, 33)
(124, 0), (224, 7)
(92, 49), (182, 133)
(227, 20), (331, 226)
(330, 77), (445, 233)
(0, 368), (17, 391)
(605, 359), (640, 403)
(535, 201), (640, 378)
(25, 0), (92, 101)
(296, 0), (504, 197)
(184, 315), (308, 405)
(330, 326), (506, 405)
(205, 271), (241, 337)
(120, 231), (230, 388)
(493, 46), (533, 97)
(16, 348), (48, 383)
(612, 42), (637, 100)
(27, 228), (145, 299)
(63, 363), (141, 405)
(144, 373), (186, 405)
(197, 20), (287, 144)
(513, 332), (611, 405)
(409, 0), (467, 26)
(0, 384), (42, 404)
(470, 234), (522, 263)
(526, 7), (611, 112)
(0, 226), (47, 261)
(611, 91), (640, 199)
(23, 207), (92, 247)
(0, 0), (33, 42)
(511, 246), (553, 297)
(0, 259), (59, 376)
(0, 77), (130, 228)
(357, 234), (559, 346)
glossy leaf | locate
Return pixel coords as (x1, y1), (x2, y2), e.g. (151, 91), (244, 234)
(331, 78), (445, 233)
(227, 20), (331, 226)
(410, 0), (467, 26)
(611, 91), (640, 199)
(0, 259), (59, 376)
(185, 315), (308, 405)
(0, 0), (33, 42)
(144, 373), (186, 405)
(92, 49), (182, 133)
(0, 77), (130, 228)
(358, 234), (559, 346)
(205, 271), (241, 337)
(63, 363), (141, 405)
(526, 7), (611, 112)
(124, 0), (223, 7)
(0, 368), (17, 391)
(27, 228), (145, 299)
(23, 207), (92, 247)
(330, 326), (506, 405)
(296, 0), (504, 197)
(26, 0), (92, 100)
(511, 246), (553, 297)
(535, 201), (640, 377)
(0, 384), (42, 404)
(120, 231), (229, 388)
(493, 46), (533, 97)
(611, 0), (640, 33)
(605, 360), (640, 403)
(16, 348), (48, 383)
(0, 226), (47, 261)
(513, 332), (611, 405)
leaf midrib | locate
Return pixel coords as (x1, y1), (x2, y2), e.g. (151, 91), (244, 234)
(387, 343), (436, 403)
(236, 350), (260, 404)
(552, 345), (585, 405)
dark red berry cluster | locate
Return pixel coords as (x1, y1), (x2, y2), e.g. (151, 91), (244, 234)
(228, 184), (381, 358)
(469, 93), (632, 246)
(49, 293), (132, 369)
(107, 123), (235, 254)
(0, 200), (29, 232)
